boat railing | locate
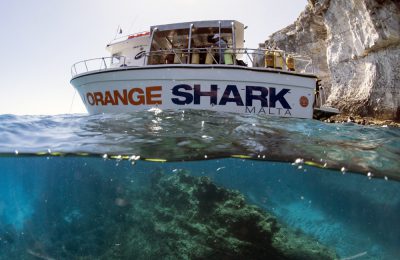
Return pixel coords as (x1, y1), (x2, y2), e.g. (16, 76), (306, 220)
(71, 56), (127, 77)
(144, 48), (314, 74)
(71, 48), (314, 77)
(252, 49), (314, 74)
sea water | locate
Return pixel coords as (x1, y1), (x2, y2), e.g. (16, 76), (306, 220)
(0, 111), (399, 259)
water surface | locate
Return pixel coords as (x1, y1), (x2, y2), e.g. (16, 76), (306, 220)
(0, 111), (399, 259)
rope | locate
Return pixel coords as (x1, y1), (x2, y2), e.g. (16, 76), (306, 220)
(68, 89), (77, 114)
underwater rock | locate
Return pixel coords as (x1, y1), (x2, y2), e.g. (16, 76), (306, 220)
(11, 166), (337, 259)
(101, 172), (337, 259)
(265, 0), (400, 120)
(327, 114), (400, 127)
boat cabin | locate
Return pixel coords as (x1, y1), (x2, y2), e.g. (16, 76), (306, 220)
(106, 31), (150, 67)
(105, 20), (245, 67)
(147, 20), (244, 65)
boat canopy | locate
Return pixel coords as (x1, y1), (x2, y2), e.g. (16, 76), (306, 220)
(148, 20), (244, 65)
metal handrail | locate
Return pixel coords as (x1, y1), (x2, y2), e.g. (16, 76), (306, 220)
(71, 48), (315, 77)
(145, 47), (314, 72)
(71, 56), (126, 76)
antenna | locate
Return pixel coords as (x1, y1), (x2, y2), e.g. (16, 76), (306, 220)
(113, 25), (123, 40)
(128, 14), (140, 33)
(68, 89), (77, 114)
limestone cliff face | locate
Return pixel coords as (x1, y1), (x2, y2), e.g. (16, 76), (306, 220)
(265, 0), (400, 119)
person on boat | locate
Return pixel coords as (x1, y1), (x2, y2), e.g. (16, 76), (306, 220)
(212, 34), (227, 64)
(212, 34), (227, 49)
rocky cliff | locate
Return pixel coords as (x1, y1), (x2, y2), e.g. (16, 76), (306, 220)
(265, 0), (400, 120)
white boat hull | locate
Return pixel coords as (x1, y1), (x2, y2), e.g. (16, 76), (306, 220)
(70, 65), (317, 119)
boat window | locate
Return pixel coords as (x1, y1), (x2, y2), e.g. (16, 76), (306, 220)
(148, 27), (233, 65)
(191, 27), (233, 49)
(110, 54), (123, 66)
(148, 29), (190, 65)
(190, 28), (232, 65)
(112, 56), (120, 62)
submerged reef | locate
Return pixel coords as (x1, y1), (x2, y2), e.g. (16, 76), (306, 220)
(2, 167), (337, 259)
(101, 172), (337, 259)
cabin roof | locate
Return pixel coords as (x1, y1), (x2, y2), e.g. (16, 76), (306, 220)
(150, 20), (243, 32)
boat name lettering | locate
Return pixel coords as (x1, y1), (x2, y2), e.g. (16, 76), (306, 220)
(86, 86), (162, 106)
(171, 84), (292, 109)
(245, 106), (292, 116)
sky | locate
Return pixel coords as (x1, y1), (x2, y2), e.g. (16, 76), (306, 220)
(0, 0), (307, 115)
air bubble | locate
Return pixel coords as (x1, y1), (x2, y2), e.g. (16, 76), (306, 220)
(294, 158), (304, 165)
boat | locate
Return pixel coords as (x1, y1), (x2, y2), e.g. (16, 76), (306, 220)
(70, 20), (339, 119)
